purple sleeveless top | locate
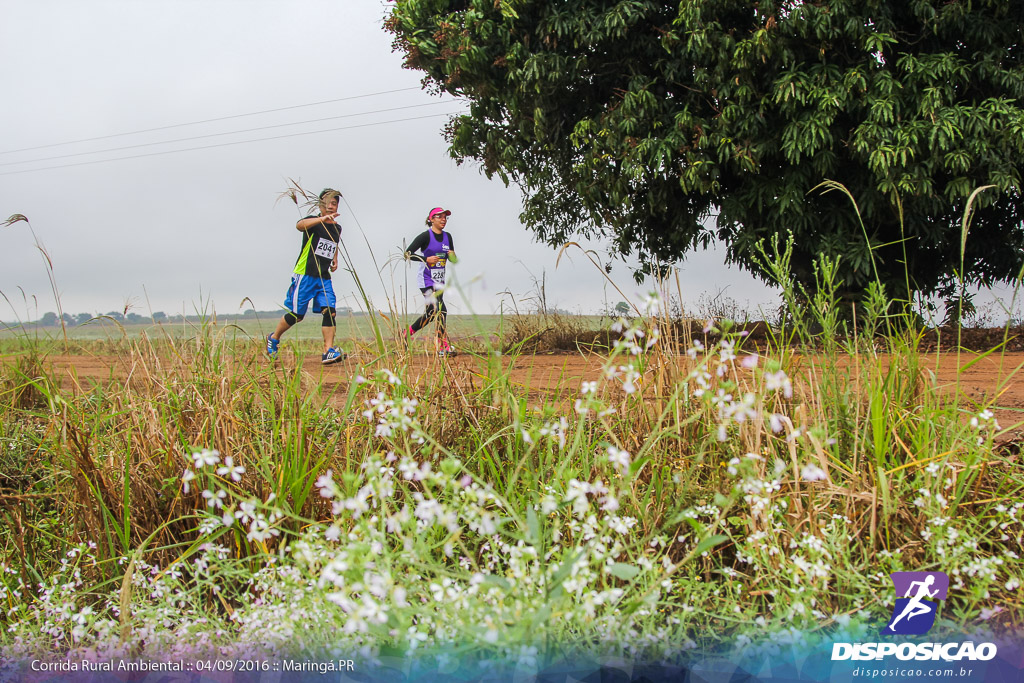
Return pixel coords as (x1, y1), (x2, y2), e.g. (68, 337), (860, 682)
(419, 231), (452, 289)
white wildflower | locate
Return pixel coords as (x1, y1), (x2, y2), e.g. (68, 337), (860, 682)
(800, 465), (828, 482)
(191, 449), (221, 469)
(201, 489), (227, 509)
(216, 456), (245, 482)
(182, 469), (195, 494)
(606, 446), (631, 474)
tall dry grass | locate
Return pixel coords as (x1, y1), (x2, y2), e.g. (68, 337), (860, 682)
(1, 188), (1022, 667)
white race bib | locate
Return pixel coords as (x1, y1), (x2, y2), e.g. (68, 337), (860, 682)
(430, 267), (445, 283)
(314, 237), (337, 260)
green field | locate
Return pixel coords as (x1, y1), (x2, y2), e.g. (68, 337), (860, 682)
(0, 312), (612, 359)
(1, 313), (611, 339)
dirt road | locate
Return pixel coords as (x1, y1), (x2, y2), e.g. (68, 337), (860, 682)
(30, 348), (1024, 436)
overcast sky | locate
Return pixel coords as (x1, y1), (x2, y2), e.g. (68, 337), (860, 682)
(0, 0), (832, 323)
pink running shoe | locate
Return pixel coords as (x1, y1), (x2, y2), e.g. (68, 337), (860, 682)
(437, 338), (457, 358)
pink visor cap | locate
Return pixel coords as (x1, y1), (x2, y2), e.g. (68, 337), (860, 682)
(428, 207), (452, 219)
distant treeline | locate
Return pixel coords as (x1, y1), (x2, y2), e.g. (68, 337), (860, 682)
(17, 308), (359, 327)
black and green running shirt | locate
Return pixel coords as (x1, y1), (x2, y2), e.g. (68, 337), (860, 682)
(292, 215), (341, 280)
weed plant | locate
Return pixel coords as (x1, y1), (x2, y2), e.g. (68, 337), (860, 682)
(496, 272), (612, 354)
(1, 195), (1022, 673)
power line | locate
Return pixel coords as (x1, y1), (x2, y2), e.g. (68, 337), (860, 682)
(0, 86), (424, 156)
(0, 110), (466, 177)
(0, 101), (454, 168)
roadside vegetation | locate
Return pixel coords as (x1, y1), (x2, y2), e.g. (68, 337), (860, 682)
(2, 275), (1022, 673)
(2, 193), (1023, 675)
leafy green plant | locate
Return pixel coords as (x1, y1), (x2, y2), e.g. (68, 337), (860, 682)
(386, 1), (1024, 302)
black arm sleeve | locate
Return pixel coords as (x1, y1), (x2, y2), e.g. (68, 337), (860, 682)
(405, 231), (430, 263)
(447, 233), (455, 252)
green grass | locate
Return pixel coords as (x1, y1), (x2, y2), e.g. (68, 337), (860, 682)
(0, 313), (608, 348)
(1, 296), (1021, 668)
(2, 200), (1022, 672)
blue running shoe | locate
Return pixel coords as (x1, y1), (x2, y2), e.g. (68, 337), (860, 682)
(322, 347), (346, 365)
(266, 335), (280, 358)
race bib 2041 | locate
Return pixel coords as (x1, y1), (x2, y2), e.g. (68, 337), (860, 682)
(314, 238), (337, 260)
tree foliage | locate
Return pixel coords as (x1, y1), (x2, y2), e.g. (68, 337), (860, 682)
(386, 0), (1024, 299)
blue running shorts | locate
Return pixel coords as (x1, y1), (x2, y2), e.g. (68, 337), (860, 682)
(283, 274), (336, 315)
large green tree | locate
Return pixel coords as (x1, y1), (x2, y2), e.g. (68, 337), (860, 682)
(387, 0), (1024, 299)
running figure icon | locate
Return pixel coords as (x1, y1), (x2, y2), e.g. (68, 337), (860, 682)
(884, 571), (948, 635)
(887, 575), (938, 631)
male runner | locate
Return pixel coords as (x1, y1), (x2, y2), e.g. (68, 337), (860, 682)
(266, 188), (346, 364)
